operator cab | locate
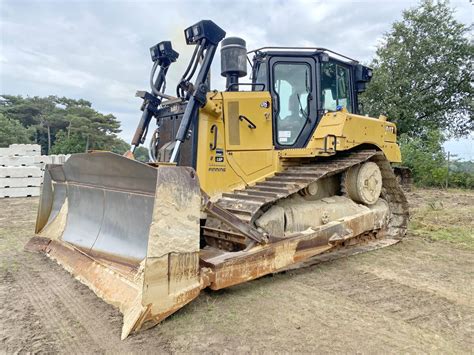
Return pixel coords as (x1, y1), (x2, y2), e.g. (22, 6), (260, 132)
(248, 48), (373, 149)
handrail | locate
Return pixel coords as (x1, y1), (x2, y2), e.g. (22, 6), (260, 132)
(247, 46), (359, 64)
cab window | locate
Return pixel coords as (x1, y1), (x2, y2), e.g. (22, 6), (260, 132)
(320, 62), (352, 112)
(273, 63), (311, 145)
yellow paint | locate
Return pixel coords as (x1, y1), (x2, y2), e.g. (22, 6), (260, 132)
(196, 93), (402, 199)
(196, 91), (279, 198)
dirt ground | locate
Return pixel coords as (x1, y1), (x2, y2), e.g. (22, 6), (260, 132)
(1, 188), (473, 353)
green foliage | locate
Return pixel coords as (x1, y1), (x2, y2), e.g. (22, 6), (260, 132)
(400, 130), (447, 187)
(0, 112), (34, 147)
(50, 131), (86, 154)
(0, 94), (153, 164)
(0, 95), (122, 155)
(101, 138), (149, 162)
(447, 167), (474, 189)
(134, 146), (149, 163)
(450, 160), (474, 174)
(361, 0), (473, 138)
(110, 139), (131, 155)
(400, 130), (473, 188)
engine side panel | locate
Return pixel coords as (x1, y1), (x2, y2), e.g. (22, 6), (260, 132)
(280, 109), (402, 162)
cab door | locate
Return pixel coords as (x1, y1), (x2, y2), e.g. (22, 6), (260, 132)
(269, 56), (318, 149)
(220, 91), (276, 188)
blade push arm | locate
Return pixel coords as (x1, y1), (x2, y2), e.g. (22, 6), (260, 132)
(169, 20), (226, 163)
(130, 41), (178, 153)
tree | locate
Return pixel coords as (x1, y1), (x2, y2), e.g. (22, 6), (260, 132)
(361, 0), (473, 139)
(0, 113), (34, 147)
(134, 146), (149, 162)
(399, 129), (448, 186)
(110, 139), (130, 155)
(0, 95), (122, 154)
(400, 129), (474, 188)
(51, 131), (86, 154)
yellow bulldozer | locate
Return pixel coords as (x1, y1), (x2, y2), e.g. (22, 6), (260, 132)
(26, 20), (409, 339)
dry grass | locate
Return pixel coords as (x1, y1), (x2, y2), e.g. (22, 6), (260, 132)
(408, 188), (474, 249)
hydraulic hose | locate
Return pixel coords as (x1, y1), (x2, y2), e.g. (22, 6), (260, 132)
(185, 41), (206, 82)
(176, 41), (206, 98)
(148, 127), (159, 162)
(181, 44), (199, 80)
(150, 62), (169, 97)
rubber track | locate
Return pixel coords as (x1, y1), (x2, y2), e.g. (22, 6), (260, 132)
(204, 149), (409, 247)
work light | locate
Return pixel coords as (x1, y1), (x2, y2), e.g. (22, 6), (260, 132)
(149, 41), (179, 65)
(184, 20), (226, 45)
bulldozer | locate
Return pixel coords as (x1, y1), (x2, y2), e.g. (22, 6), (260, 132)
(26, 20), (409, 339)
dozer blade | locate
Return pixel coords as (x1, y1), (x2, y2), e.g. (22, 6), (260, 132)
(26, 152), (202, 339)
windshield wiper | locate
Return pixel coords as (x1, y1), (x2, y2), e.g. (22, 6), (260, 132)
(297, 93), (310, 121)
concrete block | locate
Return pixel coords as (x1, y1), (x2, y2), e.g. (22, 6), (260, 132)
(0, 186), (40, 198)
(0, 166), (43, 178)
(51, 154), (68, 164)
(34, 155), (53, 164)
(0, 156), (36, 167)
(0, 177), (42, 188)
(0, 144), (41, 157)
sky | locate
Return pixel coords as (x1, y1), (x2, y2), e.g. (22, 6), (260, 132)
(0, 0), (473, 160)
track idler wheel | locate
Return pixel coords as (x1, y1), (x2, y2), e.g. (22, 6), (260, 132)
(344, 162), (382, 205)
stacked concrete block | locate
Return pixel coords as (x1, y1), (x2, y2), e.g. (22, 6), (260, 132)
(0, 154), (69, 169)
(0, 166), (43, 197)
(0, 144), (41, 157)
(0, 144), (69, 198)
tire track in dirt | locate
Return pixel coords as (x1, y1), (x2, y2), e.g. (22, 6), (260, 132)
(358, 264), (473, 307)
(294, 262), (473, 351)
(16, 262), (102, 354)
(1, 270), (58, 353)
(18, 252), (171, 352)
(32, 256), (164, 352)
(270, 273), (462, 353)
(207, 272), (441, 353)
(33, 263), (123, 350)
(356, 238), (474, 306)
(170, 249), (471, 353)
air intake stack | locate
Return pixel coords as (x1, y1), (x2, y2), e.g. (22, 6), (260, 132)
(220, 37), (247, 91)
